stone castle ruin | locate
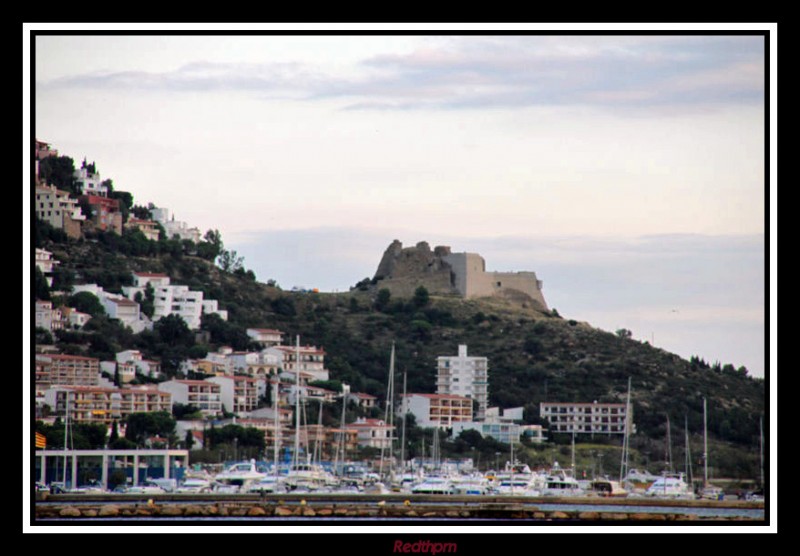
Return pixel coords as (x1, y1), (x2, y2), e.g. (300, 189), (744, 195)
(370, 240), (548, 311)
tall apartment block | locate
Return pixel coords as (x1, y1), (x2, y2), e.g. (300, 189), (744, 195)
(436, 345), (488, 421)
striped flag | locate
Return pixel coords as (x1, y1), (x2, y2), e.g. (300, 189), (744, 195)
(35, 431), (46, 449)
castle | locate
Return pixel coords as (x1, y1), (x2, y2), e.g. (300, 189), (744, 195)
(371, 240), (548, 311)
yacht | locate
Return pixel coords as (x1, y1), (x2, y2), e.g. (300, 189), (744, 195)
(411, 476), (455, 495)
(213, 459), (267, 492)
(540, 462), (584, 497)
(645, 472), (694, 499)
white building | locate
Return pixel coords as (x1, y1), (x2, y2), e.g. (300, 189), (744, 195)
(157, 380), (223, 417)
(207, 375), (261, 415)
(74, 166), (108, 197)
(449, 408), (535, 445)
(539, 401), (632, 435)
(349, 418), (396, 449)
(35, 248), (59, 287)
(436, 345), (489, 421)
(116, 350), (161, 379)
(35, 301), (61, 332)
(246, 328), (284, 347)
(266, 344), (329, 382)
(70, 284), (146, 332)
(150, 207), (201, 243)
(123, 272), (226, 330)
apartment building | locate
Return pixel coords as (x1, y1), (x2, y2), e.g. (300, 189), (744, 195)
(436, 345), (489, 421)
(349, 418), (396, 450)
(45, 385), (172, 425)
(208, 375), (260, 415)
(266, 344), (329, 382)
(539, 401), (632, 435)
(401, 393), (474, 428)
(35, 354), (100, 388)
(157, 380), (223, 417)
(34, 184), (85, 238)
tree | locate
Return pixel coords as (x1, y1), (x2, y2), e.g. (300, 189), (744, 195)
(154, 314), (194, 347)
(197, 229), (223, 261)
(217, 249), (244, 273)
(413, 286), (430, 308)
(184, 429), (195, 450)
(68, 291), (105, 318)
(124, 412), (176, 446)
(616, 328), (633, 339)
(35, 267), (50, 300)
(375, 288), (392, 311)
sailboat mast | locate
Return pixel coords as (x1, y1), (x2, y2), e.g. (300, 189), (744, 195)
(703, 397), (708, 486)
(379, 343), (395, 479)
(619, 377), (631, 482)
(63, 393), (69, 485)
(760, 415), (764, 488)
(400, 367), (407, 473)
(666, 414), (673, 473)
(293, 335), (301, 468)
(685, 415), (693, 486)
(273, 376), (280, 478)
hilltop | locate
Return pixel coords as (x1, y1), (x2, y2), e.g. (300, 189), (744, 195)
(33, 224), (765, 479)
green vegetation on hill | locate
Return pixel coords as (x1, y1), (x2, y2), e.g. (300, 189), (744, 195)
(33, 223), (765, 479)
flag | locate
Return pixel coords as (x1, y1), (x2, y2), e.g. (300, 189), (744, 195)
(35, 431), (46, 449)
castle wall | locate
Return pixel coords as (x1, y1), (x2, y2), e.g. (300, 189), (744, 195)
(443, 252), (547, 310)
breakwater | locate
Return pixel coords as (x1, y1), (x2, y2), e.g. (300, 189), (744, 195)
(34, 493), (765, 522)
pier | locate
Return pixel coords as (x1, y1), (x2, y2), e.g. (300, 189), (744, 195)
(34, 492), (765, 522)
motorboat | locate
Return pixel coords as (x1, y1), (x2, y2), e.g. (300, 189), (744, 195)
(589, 477), (628, 497)
(645, 472), (694, 499)
(175, 477), (214, 494)
(451, 474), (492, 496)
(282, 462), (337, 491)
(541, 462), (585, 497)
(411, 476), (455, 495)
(246, 475), (283, 494)
(213, 459), (267, 492)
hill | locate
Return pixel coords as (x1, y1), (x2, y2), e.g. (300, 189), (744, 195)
(33, 226), (765, 480)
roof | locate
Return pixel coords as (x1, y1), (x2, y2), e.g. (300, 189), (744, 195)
(133, 272), (170, 278)
(404, 393), (473, 401)
(248, 328), (284, 335)
(40, 354), (99, 362)
(107, 297), (138, 306)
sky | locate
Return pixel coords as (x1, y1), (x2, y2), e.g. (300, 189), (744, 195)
(26, 26), (773, 380)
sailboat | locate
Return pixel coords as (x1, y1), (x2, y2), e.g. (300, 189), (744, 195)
(645, 413), (693, 499)
(698, 397), (724, 500)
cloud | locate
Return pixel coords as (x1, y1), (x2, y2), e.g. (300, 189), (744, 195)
(37, 36), (765, 113)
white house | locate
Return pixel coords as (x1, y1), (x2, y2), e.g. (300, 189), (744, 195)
(74, 165), (108, 197)
(266, 344), (329, 382)
(116, 350), (161, 379)
(35, 248), (59, 287)
(349, 418), (396, 449)
(150, 207), (202, 243)
(246, 328), (284, 347)
(70, 283), (145, 332)
(123, 272), (225, 330)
